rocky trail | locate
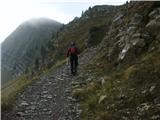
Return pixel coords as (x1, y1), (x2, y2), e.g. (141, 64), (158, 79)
(2, 47), (98, 120)
(2, 2), (160, 120)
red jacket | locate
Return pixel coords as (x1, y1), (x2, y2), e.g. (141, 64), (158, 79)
(67, 46), (79, 57)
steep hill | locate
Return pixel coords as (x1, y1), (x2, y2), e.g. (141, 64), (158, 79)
(1, 18), (62, 86)
(41, 5), (118, 66)
(2, 1), (160, 120)
(69, 1), (160, 119)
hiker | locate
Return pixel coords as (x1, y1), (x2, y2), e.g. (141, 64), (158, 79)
(67, 42), (80, 75)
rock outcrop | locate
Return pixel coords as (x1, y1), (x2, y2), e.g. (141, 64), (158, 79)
(2, 1), (160, 120)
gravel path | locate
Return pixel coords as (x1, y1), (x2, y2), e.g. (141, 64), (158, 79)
(2, 47), (98, 120)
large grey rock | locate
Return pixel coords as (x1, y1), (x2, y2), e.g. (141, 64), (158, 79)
(118, 34), (146, 62)
(146, 19), (160, 35)
(146, 9), (160, 36)
(148, 8), (160, 19)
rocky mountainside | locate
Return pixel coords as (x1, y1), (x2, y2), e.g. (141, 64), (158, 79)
(1, 18), (62, 86)
(2, 1), (160, 120)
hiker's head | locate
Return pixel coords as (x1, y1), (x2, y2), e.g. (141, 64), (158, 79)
(71, 42), (75, 46)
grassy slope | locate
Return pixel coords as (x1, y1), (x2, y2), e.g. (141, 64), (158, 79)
(71, 2), (160, 119)
(1, 75), (37, 111)
(51, 11), (115, 62)
(73, 47), (160, 120)
(1, 59), (67, 111)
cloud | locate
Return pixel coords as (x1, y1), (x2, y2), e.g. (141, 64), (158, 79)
(0, 0), (126, 43)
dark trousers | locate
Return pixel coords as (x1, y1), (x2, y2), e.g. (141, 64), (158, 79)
(70, 54), (78, 74)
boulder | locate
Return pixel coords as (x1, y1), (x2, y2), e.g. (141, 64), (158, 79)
(146, 13), (160, 36)
(149, 9), (158, 19)
(118, 38), (146, 63)
(148, 8), (160, 19)
(146, 19), (160, 36)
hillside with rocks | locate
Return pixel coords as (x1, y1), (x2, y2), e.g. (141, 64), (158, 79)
(1, 1), (160, 120)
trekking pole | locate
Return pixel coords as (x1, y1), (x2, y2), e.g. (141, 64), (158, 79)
(67, 57), (70, 74)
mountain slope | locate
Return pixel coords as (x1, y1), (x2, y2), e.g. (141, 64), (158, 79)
(70, 1), (160, 119)
(44, 1), (160, 119)
(1, 1), (160, 120)
(1, 18), (62, 86)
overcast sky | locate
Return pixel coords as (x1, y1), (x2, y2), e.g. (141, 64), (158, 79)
(0, 0), (127, 43)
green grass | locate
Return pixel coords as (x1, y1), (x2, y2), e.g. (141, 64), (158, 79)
(51, 16), (113, 62)
(1, 59), (67, 111)
(72, 46), (160, 119)
(1, 74), (39, 111)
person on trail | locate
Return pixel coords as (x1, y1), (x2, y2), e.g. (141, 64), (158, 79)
(67, 42), (79, 75)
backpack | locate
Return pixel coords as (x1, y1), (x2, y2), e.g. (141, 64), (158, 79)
(70, 47), (77, 54)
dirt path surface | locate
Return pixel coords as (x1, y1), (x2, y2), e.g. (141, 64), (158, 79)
(2, 47), (98, 120)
